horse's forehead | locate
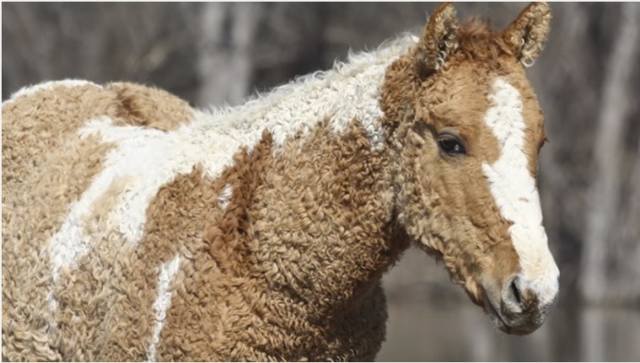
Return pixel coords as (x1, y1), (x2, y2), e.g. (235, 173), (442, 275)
(430, 62), (535, 111)
(426, 66), (493, 123)
(424, 63), (543, 165)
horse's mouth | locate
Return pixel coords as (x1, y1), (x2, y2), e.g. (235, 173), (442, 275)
(482, 291), (510, 332)
(481, 290), (545, 335)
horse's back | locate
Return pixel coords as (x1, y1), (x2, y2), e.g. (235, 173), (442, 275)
(2, 79), (194, 191)
(1, 80), (194, 361)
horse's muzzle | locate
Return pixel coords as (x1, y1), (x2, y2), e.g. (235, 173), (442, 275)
(483, 274), (558, 335)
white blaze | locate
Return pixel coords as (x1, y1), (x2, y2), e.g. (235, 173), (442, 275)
(482, 78), (559, 306)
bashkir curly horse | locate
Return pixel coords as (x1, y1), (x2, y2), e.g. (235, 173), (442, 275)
(2, 3), (559, 361)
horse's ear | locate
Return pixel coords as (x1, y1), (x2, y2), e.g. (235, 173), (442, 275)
(502, 2), (552, 67)
(414, 3), (459, 76)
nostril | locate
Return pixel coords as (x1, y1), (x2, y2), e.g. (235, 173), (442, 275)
(502, 275), (525, 312)
(510, 278), (522, 305)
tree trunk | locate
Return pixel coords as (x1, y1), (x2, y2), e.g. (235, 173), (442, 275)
(197, 3), (261, 107)
(580, 3), (640, 304)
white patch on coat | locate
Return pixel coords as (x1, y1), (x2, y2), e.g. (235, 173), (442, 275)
(199, 34), (418, 150)
(147, 255), (181, 362)
(218, 184), (233, 210)
(46, 35), (419, 286)
(3, 79), (99, 106)
(481, 78), (559, 306)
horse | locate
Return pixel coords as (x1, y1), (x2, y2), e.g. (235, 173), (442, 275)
(2, 2), (559, 361)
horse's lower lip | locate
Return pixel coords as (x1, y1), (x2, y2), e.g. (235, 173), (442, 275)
(483, 297), (544, 335)
(484, 296), (509, 330)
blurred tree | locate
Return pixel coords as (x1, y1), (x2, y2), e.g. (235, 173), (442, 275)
(2, 3), (203, 101)
(197, 3), (260, 106)
(580, 3), (640, 304)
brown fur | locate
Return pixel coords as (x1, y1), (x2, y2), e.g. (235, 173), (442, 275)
(417, 3), (552, 71)
(24, 118), (405, 360)
(381, 7), (548, 307)
(3, 3), (554, 360)
(3, 83), (116, 361)
(107, 82), (193, 131)
(414, 3), (459, 72)
(503, 2), (552, 66)
(2, 82), (194, 361)
(84, 176), (132, 232)
(150, 121), (405, 360)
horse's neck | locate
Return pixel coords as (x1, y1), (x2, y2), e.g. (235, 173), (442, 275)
(210, 34), (417, 151)
(237, 120), (408, 314)
(226, 37), (417, 308)
(204, 36), (416, 308)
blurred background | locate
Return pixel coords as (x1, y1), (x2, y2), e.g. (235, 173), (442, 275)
(3, 2), (639, 361)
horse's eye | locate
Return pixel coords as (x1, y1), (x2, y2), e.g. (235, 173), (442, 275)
(438, 134), (466, 156)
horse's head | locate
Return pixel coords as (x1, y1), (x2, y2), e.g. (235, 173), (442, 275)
(382, 2), (559, 334)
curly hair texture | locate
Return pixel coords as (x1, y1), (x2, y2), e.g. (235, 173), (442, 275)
(2, 3), (558, 361)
